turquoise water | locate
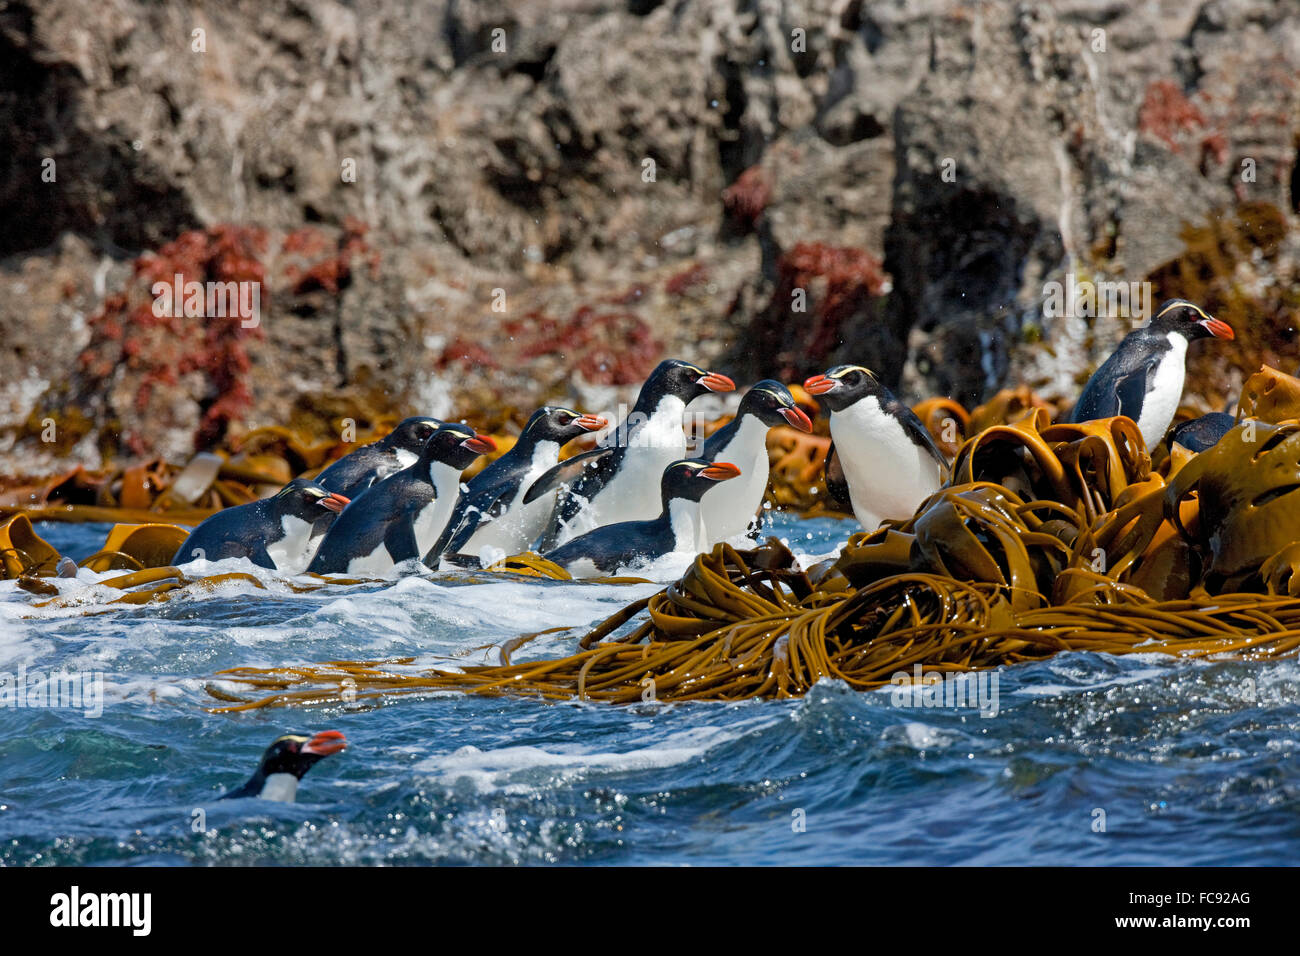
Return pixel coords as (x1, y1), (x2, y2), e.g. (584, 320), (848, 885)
(1, 514), (1298, 865)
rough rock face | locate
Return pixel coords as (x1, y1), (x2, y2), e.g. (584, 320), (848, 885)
(1, 0), (1297, 471)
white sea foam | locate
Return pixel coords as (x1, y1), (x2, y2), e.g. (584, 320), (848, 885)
(418, 715), (777, 794)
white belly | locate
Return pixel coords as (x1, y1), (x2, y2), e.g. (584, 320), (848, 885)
(462, 444), (560, 558)
(345, 467), (461, 576)
(702, 435), (769, 545)
(831, 398), (945, 531)
(413, 494), (455, 555)
(554, 441), (684, 546)
(462, 488), (553, 560)
(266, 516), (319, 574)
(561, 557), (602, 579)
(345, 542), (400, 577)
(258, 772), (300, 802)
(1134, 335), (1187, 450)
(668, 498), (707, 553)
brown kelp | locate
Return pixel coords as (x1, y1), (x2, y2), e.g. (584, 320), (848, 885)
(12, 366), (1300, 710)
(204, 369), (1300, 710)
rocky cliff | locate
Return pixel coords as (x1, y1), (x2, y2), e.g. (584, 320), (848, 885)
(1, 0), (1298, 472)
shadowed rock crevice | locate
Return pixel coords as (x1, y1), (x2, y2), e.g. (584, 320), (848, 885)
(1291, 140), (1299, 215)
(0, 6), (197, 257)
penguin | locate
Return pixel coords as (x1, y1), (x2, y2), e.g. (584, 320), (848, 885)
(698, 380), (813, 544)
(1169, 411), (1237, 453)
(543, 459), (741, 577)
(315, 416), (442, 499)
(219, 730), (347, 802)
(428, 406), (608, 566)
(804, 365), (949, 532)
(172, 478), (350, 572)
(1068, 298), (1234, 450)
(526, 359), (736, 549)
(306, 423), (496, 576)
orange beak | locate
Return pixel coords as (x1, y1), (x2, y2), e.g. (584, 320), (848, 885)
(803, 374), (836, 396)
(700, 372), (736, 393)
(702, 462), (741, 481)
(302, 730), (348, 757)
(780, 406), (814, 432)
(576, 415), (608, 431)
(1200, 316), (1234, 340)
(319, 493), (350, 513)
(462, 435), (497, 454)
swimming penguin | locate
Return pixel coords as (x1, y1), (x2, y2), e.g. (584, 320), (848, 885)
(804, 365), (949, 532)
(428, 406), (608, 566)
(219, 731), (348, 802)
(543, 459), (741, 577)
(1068, 298), (1234, 450)
(315, 416), (442, 499)
(699, 380), (813, 544)
(526, 359), (735, 549)
(1169, 411), (1237, 453)
(172, 478), (350, 572)
(306, 423), (496, 576)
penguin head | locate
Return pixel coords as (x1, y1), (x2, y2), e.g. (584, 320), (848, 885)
(644, 359), (736, 403)
(1149, 299), (1234, 341)
(270, 479), (351, 529)
(422, 423), (497, 471)
(381, 416), (442, 453)
(255, 730), (348, 780)
(803, 365), (884, 413)
(524, 406), (609, 444)
(661, 458), (742, 504)
(739, 380), (814, 431)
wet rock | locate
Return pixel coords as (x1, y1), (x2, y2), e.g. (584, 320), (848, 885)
(0, 0), (1296, 471)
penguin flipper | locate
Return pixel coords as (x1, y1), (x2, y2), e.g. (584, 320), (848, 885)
(1112, 360), (1157, 424)
(824, 441), (852, 511)
(523, 446), (622, 505)
(244, 543), (276, 570)
(426, 480), (517, 563)
(889, 397), (952, 475)
(1070, 347), (1158, 424)
(384, 508), (423, 566)
(534, 447), (629, 551)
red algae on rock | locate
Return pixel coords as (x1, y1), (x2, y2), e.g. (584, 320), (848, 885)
(752, 241), (889, 381)
(80, 225), (269, 456)
(722, 165), (772, 232)
(440, 305), (660, 387)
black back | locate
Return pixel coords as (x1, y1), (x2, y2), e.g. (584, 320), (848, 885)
(307, 423), (486, 573)
(528, 360), (733, 547)
(543, 460), (732, 573)
(219, 733), (338, 800)
(1169, 412), (1237, 453)
(431, 407), (603, 559)
(316, 417), (441, 498)
(1068, 328), (1173, 423)
(173, 478), (342, 568)
(1069, 299), (1230, 424)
